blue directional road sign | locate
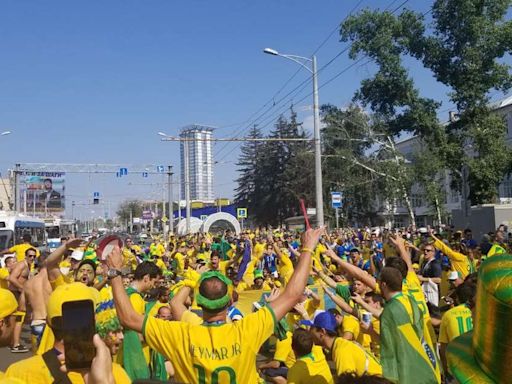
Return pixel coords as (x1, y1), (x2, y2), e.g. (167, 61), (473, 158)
(156, 165), (165, 173)
(119, 167), (128, 176)
(142, 172), (148, 178)
(331, 192), (342, 209)
(93, 192), (100, 198)
(237, 208), (248, 219)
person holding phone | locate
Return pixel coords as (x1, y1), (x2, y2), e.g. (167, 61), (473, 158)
(108, 227), (324, 384)
(5, 282), (129, 384)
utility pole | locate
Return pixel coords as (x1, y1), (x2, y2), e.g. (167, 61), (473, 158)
(13, 164), (20, 212)
(312, 55), (324, 227)
(167, 165), (174, 235)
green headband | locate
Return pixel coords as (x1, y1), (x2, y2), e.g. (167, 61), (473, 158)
(196, 271), (233, 311)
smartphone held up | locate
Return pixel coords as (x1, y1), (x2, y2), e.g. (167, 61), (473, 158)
(62, 299), (96, 370)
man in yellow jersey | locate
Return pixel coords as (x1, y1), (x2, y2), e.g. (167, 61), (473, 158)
(0, 288), (18, 352)
(6, 282), (130, 384)
(0, 233), (40, 262)
(8, 247), (37, 353)
(287, 328), (333, 384)
(108, 227), (324, 384)
(430, 232), (474, 278)
(439, 281), (476, 381)
(208, 250), (236, 275)
(122, 237), (139, 271)
(119, 261), (161, 381)
(0, 256), (15, 289)
(305, 311), (382, 377)
(378, 267), (440, 383)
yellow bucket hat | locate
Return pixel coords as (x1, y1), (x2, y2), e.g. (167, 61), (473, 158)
(0, 288), (18, 319)
(47, 282), (100, 325)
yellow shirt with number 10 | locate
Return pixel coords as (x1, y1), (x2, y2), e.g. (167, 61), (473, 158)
(438, 304), (473, 344)
(143, 305), (276, 384)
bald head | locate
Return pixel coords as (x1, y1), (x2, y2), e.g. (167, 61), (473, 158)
(198, 277), (229, 313)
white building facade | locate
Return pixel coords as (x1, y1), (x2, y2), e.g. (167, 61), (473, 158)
(379, 95), (512, 227)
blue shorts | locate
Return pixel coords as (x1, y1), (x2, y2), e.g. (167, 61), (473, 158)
(30, 321), (46, 349)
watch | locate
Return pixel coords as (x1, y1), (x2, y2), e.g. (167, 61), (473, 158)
(107, 269), (123, 279)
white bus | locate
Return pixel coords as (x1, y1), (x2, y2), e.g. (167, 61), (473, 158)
(44, 218), (76, 251)
(0, 212), (46, 251)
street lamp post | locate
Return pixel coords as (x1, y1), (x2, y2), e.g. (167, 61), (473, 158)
(158, 132), (191, 235)
(167, 165), (174, 235)
(263, 48), (324, 226)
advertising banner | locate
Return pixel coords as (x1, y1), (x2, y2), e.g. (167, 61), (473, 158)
(20, 172), (65, 216)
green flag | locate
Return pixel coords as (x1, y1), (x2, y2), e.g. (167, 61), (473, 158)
(380, 293), (441, 383)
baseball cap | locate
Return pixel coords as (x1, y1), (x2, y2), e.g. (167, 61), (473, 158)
(47, 282), (100, 325)
(70, 249), (85, 261)
(448, 271), (462, 281)
(349, 248), (360, 253)
(300, 311), (337, 333)
(0, 288), (18, 319)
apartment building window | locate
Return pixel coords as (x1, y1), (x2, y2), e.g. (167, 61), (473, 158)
(412, 193), (424, 208)
(501, 179), (512, 198)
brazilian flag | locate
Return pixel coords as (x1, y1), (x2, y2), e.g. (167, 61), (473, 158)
(380, 293), (441, 384)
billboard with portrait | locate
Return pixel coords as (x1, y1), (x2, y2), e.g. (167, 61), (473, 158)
(19, 172), (65, 216)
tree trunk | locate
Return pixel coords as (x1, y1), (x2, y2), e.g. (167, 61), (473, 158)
(434, 195), (442, 228)
(401, 186), (416, 228)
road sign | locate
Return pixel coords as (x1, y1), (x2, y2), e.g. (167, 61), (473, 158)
(156, 165), (165, 173)
(142, 210), (153, 220)
(331, 192), (342, 209)
(142, 172), (148, 178)
(161, 216), (168, 223)
(119, 167), (128, 176)
(200, 214), (208, 221)
(237, 208), (247, 219)
(93, 192), (100, 198)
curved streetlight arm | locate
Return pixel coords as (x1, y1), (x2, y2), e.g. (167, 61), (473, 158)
(276, 53), (313, 74)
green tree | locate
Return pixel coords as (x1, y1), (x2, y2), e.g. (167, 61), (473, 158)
(235, 108), (312, 226)
(116, 199), (144, 224)
(234, 125), (263, 211)
(321, 104), (382, 226)
(341, 10), (444, 226)
(342, 1), (512, 208)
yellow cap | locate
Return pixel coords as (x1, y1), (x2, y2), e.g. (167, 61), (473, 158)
(0, 288), (18, 319)
(47, 282), (100, 324)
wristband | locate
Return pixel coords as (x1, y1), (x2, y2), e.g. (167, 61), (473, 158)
(301, 247), (314, 254)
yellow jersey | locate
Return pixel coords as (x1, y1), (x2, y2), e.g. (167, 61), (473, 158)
(342, 314), (372, 351)
(0, 268), (9, 289)
(287, 346), (334, 384)
(122, 247), (138, 271)
(433, 239), (473, 278)
(174, 252), (186, 275)
(273, 331), (296, 368)
(143, 305), (276, 384)
(8, 244), (40, 262)
(5, 355), (130, 384)
(277, 250), (294, 284)
(331, 337), (382, 376)
(253, 243), (265, 260)
(438, 304), (473, 344)
(208, 260), (230, 275)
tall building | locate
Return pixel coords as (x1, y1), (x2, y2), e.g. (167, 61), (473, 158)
(180, 125), (215, 201)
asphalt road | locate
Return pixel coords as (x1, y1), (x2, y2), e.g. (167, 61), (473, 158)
(0, 325), (32, 372)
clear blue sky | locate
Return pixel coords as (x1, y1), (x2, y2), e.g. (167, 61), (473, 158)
(0, 0), (508, 220)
